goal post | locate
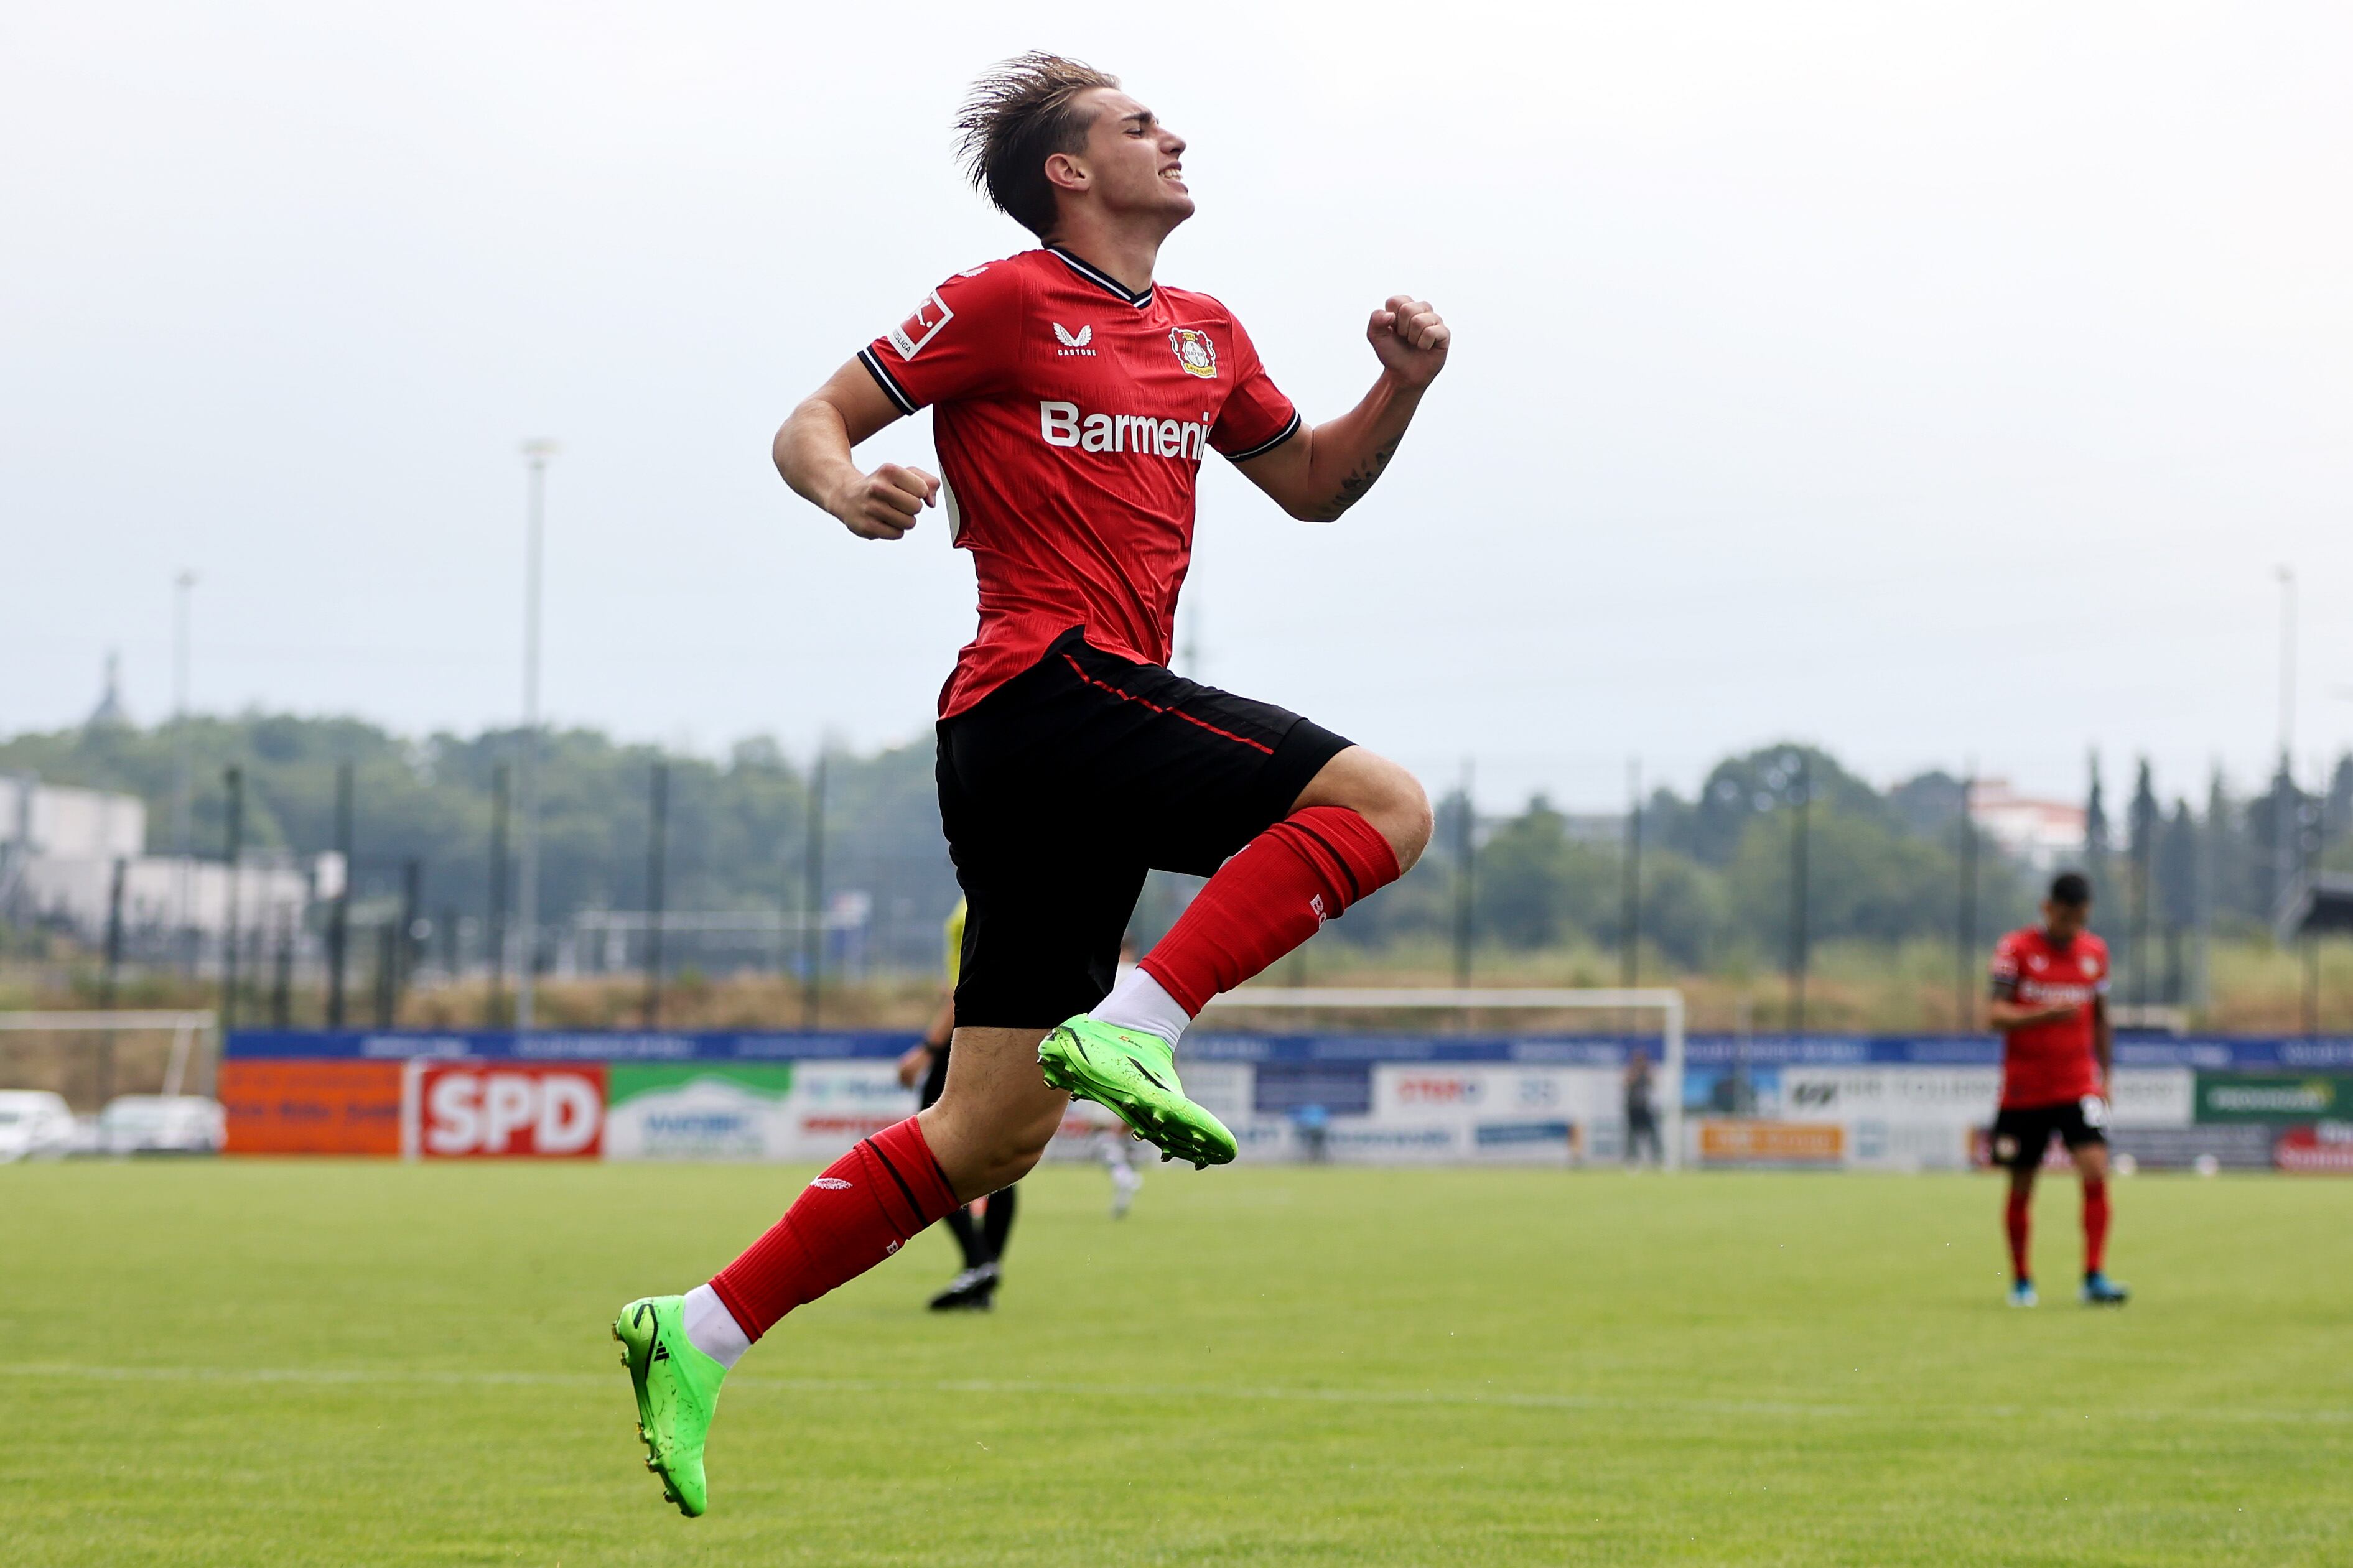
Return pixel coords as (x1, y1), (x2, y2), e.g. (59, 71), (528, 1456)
(0, 1011), (220, 1100)
(1200, 986), (1687, 1169)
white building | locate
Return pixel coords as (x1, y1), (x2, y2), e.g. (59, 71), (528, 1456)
(1967, 779), (2087, 871)
(0, 774), (335, 942)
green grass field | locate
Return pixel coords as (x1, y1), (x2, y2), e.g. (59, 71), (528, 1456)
(5, 1161), (2349, 1566)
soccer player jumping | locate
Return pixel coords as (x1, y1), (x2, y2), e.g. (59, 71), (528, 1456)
(613, 53), (1445, 1516)
(1986, 871), (2130, 1309)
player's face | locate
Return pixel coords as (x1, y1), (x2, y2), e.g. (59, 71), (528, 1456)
(2043, 899), (2090, 942)
(1073, 88), (1192, 226)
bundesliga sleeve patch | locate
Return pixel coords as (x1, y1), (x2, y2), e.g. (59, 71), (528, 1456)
(888, 290), (954, 361)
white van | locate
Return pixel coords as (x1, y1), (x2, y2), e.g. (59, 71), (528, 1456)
(0, 1091), (78, 1162)
(97, 1095), (226, 1155)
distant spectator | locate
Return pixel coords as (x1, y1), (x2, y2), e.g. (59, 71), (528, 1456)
(1623, 1047), (1662, 1167)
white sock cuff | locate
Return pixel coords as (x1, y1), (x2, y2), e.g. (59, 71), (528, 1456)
(1091, 967), (1194, 1046)
(681, 1283), (752, 1370)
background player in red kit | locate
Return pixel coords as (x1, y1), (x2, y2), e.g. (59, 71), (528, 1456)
(610, 53), (1449, 1515)
(1985, 871), (2130, 1309)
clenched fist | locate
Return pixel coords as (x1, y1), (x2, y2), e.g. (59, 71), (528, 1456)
(1368, 295), (1449, 389)
(832, 462), (939, 540)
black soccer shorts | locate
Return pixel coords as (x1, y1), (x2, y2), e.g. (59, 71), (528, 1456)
(1989, 1097), (2108, 1171)
(936, 628), (1353, 1029)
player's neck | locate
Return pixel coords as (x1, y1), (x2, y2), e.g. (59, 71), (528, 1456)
(1043, 216), (1164, 297)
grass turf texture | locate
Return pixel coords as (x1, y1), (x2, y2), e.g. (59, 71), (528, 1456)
(4, 1163), (2347, 1566)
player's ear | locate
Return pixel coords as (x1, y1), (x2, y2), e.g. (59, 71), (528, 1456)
(1043, 151), (1088, 193)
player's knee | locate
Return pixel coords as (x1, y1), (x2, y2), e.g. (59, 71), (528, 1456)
(1347, 755), (1432, 873)
(1297, 747), (1430, 873)
(972, 1107), (1060, 1189)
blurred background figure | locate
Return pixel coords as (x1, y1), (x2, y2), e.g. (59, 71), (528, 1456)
(1624, 1046), (1662, 1168)
(895, 899), (1016, 1311)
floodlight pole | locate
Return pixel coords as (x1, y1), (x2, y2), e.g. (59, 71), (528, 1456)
(1621, 757), (1642, 993)
(326, 761), (352, 1028)
(172, 570), (196, 970)
(2275, 565), (2296, 912)
(1788, 751), (1810, 1036)
(1957, 765), (1978, 1033)
(515, 440), (559, 1033)
(221, 766), (243, 1031)
(644, 760), (668, 1028)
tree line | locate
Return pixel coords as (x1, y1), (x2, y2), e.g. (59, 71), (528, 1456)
(5, 715), (2348, 987)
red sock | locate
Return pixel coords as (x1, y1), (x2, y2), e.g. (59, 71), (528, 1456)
(1139, 805), (1401, 1013)
(2004, 1189), (2031, 1282)
(709, 1116), (957, 1341)
(2082, 1178), (2110, 1276)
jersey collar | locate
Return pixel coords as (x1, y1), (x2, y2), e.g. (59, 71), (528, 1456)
(1048, 246), (1155, 308)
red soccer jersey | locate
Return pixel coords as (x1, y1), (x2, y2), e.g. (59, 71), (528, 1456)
(858, 246), (1300, 718)
(1988, 925), (2110, 1108)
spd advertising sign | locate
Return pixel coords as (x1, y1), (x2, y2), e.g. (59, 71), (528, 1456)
(406, 1062), (607, 1157)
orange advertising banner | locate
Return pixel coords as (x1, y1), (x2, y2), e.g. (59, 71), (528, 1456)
(1697, 1118), (1846, 1164)
(220, 1060), (404, 1155)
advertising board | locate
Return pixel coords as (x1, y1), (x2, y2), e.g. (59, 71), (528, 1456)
(405, 1062), (607, 1158)
(219, 1060), (403, 1155)
(784, 1062), (916, 1161)
(2196, 1073), (2353, 1123)
(1782, 1066), (2192, 1129)
(604, 1064), (797, 1161)
(1369, 1065), (1605, 1164)
(1695, 1118), (1845, 1165)
(2274, 1125), (2353, 1174)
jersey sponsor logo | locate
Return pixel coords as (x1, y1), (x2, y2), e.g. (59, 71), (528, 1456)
(1053, 322), (1095, 356)
(1170, 327), (1218, 378)
(1038, 400), (1212, 460)
(811, 1175), (852, 1189)
(887, 290), (954, 361)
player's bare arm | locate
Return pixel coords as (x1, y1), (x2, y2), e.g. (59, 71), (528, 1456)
(1987, 995), (2077, 1028)
(773, 360), (939, 540)
(1233, 296), (1450, 523)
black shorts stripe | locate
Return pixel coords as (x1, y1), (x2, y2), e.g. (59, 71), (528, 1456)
(1056, 652), (1274, 754)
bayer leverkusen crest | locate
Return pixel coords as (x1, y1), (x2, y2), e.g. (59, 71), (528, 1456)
(1169, 327), (1218, 378)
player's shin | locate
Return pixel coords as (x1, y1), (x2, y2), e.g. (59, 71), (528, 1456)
(1117, 805), (1402, 1030)
(707, 1115), (959, 1342)
(2005, 1188), (2032, 1283)
(2082, 1177), (2110, 1277)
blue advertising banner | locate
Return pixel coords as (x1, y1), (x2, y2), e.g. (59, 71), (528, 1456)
(228, 1029), (2353, 1070)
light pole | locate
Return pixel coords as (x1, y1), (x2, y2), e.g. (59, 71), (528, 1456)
(515, 439), (559, 1032)
(172, 571), (197, 968)
(2276, 565), (2297, 912)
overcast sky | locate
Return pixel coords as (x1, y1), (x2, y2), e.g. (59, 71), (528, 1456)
(6, 1), (2349, 812)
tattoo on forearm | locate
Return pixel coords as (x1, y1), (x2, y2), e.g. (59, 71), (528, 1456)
(1306, 437), (1400, 522)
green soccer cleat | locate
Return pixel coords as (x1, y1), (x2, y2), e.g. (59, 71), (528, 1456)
(612, 1294), (727, 1518)
(1038, 1017), (1237, 1169)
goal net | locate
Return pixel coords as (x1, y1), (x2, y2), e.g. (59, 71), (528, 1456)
(0, 1010), (219, 1106)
